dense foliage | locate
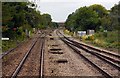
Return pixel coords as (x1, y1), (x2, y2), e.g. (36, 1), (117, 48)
(110, 2), (120, 30)
(2, 2), (52, 40)
(65, 3), (119, 32)
(64, 3), (120, 50)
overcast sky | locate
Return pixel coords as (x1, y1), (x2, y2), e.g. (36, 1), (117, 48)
(30, 0), (119, 22)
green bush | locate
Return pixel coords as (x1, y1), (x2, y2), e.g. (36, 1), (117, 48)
(93, 31), (119, 49)
(2, 40), (17, 52)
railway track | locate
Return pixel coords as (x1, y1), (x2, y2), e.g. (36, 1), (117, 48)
(56, 30), (119, 77)
(0, 31), (45, 59)
(58, 31), (120, 69)
(10, 34), (45, 78)
(39, 36), (45, 77)
(1, 33), (40, 60)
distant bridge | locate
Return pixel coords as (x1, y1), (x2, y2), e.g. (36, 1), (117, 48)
(57, 22), (65, 27)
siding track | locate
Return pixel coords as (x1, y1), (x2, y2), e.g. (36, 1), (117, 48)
(56, 30), (119, 77)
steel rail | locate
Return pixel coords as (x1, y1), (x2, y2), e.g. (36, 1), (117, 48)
(11, 36), (40, 78)
(56, 31), (112, 78)
(39, 35), (45, 78)
(58, 30), (120, 59)
(57, 30), (120, 70)
(65, 38), (120, 71)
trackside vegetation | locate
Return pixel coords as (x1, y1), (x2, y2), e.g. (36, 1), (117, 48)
(64, 3), (120, 52)
(2, 2), (58, 52)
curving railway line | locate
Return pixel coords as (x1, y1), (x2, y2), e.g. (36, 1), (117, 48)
(56, 29), (120, 78)
(2, 29), (119, 77)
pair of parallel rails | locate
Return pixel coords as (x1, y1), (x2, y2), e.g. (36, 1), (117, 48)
(1, 33), (45, 78)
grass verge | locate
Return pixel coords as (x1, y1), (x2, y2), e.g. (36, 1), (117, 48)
(63, 29), (119, 52)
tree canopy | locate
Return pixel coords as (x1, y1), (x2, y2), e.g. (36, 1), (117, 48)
(65, 6), (99, 32)
(65, 3), (119, 32)
(110, 2), (120, 30)
(2, 2), (52, 39)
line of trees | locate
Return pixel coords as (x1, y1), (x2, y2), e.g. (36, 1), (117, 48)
(2, 2), (57, 40)
(65, 2), (120, 32)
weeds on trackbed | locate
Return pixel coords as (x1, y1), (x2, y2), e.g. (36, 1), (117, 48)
(63, 29), (119, 52)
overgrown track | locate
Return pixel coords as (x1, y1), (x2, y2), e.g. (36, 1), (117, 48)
(56, 30), (119, 77)
(0, 43), (22, 59)
(11, 34), (45, 78)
